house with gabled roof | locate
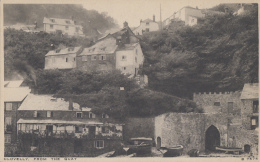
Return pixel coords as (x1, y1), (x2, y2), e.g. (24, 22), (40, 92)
(43, 17), (84, 37)
(76, 22), (144, 78)
(44, 46), (83, 70)
(4, 85), (31, 145)
(133, 15), (160, 35)
(16, 93), (123, 156)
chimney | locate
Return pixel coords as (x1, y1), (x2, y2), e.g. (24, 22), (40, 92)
(153, 15), (155, 22)
(69, 98), (73, 110)
(123, 21), (128, 28)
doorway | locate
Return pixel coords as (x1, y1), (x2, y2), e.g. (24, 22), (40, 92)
(46, 125), (53, 136)
(205, 125), (220, 151)
(156, 137), (161, 149)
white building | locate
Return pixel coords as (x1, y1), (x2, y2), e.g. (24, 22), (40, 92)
(45, 46), (82, 70)
(43, 17), (85, 37)
(133, 15), (160, 35)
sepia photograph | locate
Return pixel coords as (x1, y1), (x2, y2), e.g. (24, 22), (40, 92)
(1, 0), (259, 161)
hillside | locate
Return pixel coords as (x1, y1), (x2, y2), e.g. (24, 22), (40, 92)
(141, 4), (258, 98)
(4, 4), (119, 36)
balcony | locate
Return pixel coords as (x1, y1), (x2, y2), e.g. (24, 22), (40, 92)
(18, 130), (123, 140)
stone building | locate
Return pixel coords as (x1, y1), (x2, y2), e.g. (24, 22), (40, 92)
(76, 22), (145, 78)
(133, 15), (160, 35)
(125, 83), (258, 155)
(44, 46), (83, 70)
(154, 83), (258, 154)
(4, 82), (31, 145)
(16, 94), (123, 156)
(43, 17), (85, 37)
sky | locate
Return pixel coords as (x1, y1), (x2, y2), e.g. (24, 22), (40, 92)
(82, 0), (240, 28)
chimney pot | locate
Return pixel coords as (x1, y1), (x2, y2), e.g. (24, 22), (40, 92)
(123, 21), (128, 28)
(69, 98), (73, 110)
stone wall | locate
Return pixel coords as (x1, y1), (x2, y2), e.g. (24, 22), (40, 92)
(193, 91), (242, 115)
(123, 117), (155, 141)
(155, 112), (258, 155)
(155, 113), (206, 153)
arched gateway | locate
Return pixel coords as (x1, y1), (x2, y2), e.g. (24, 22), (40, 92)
(205, 125), (220, 151)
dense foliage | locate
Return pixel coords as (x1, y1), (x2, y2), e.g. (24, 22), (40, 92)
(4, 4), (119, 35)
(4, 29), (92, 80)
(24, 69), (200, 119)
(141, 4), (258, 98)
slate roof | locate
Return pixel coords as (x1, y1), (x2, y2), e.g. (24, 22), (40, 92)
(45, 46), (82, 56)
(18, 94), (81, 111)
(4, 87), (31, 102)
(4, 80), (24, 87)
(240, 83), (259, 100)
(141, 19), (159, 24)
(17, 119), (103, 125)
(43, 17), (81, 27)
(79, 36), (118, 56)
(117, 43), (139, 51)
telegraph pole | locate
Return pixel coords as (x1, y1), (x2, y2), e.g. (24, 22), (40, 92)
(160, 4), (162, 30)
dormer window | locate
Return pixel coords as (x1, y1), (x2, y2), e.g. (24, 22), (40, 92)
(47, 111), (53, 118)
(76, 112), (82, 118)
(89, 112), (96, 118)
(102, 113), (109, 118)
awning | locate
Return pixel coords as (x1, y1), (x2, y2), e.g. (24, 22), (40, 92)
(17, 119), (103, 125)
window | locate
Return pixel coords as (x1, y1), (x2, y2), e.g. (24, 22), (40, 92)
(136, 49), (138, 54)
(101, 127), (109, 133)
(91, 55), (97, 60)
(214, 102), (220, 106)
(50, 24), (53, 29)
(123, 67), (126, 70)
(75, 126), (82, 133)
(122, 56), (126, 60)
(89, 112), (96, 118)
(146, 22), (149, 25)
(253, 101), (259, 113)
(102, 113), (109, 118)
(51, 19), (55, 23)
(94, 140), (104, 149)
(66, 20), (70, 24)
(65, 26), (69, 30)
(5, 117), (12, 125)
(5, 134), (11, 143)
(74, 57), (76, 61)
(228, 102), (233, 113)
(251, 117), (258, 130)
(66, 58), (68, 62)
(47, 111), (53, 118)
(5, 103), (12, 110)
(135, 57), (137, 63)
(76, 27), (79, 33)
(76, 112), (82, 118)
(100, 55), (106, 60)
(33, 111), (39, 118)
(82, 56), (88, 61)
(146, 28), (149, 32)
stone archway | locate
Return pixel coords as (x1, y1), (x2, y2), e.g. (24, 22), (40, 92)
(205, 125), (220, 151)
(156, 137), (161, 149)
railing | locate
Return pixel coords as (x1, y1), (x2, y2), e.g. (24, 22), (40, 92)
(18, 130), (123, 139)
